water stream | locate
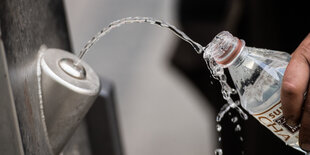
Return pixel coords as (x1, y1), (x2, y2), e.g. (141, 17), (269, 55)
(77, 17), (204, 60)
(77, 16), (247, 121)
(76, 16), (248, 154)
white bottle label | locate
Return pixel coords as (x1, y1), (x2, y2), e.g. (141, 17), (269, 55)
(252, 101), (300, 145)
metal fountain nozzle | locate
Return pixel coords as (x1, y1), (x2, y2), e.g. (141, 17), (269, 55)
(39, 48), (100, 154)
(59, 58), (86, 80)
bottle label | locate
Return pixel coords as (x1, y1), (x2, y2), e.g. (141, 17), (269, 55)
(252, 101), (300, 144)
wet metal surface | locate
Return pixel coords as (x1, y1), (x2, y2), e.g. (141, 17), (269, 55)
(0, 33), (24, 155)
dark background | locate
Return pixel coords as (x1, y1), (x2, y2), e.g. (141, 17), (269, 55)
(171, 0), (310, 154)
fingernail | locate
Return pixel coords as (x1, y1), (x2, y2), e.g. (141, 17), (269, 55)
(301, 143), (310, 152)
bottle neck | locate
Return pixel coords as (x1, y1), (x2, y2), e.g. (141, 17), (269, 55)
(228, 44), (248, 68)
(216, 39), (245, 68)
(204, 31), (246, 68)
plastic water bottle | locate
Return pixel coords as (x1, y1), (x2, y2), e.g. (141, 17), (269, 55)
(205, 31), (304, 152)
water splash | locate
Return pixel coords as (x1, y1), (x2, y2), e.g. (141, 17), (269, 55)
(77, 16), (250, 155)
(203, 55), (248, 122)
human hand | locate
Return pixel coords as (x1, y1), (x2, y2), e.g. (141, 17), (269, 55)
(281, 33), (310, 152)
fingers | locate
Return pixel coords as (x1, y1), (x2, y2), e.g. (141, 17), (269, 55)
(300, 92), (310, 151)
(281, 33), (310, 126)
(281, 33), (310, 151)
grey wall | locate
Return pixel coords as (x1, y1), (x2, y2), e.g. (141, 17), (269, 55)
(64, 0), (216, 154)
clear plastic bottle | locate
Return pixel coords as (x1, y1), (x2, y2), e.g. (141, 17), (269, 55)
(205, 31), (304, 152)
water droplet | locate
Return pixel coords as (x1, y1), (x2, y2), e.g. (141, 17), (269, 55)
(214, 149), (223, 155)
(231, 88), (237, 94)
(218, 137), (222, 142)
(216, 103), (231, 122)
(240, 137), (244, 142)
(228, 112), (232, 116)
(235, 124), (241, 132)
(231, 117), (238, 123)
(222, 91), (229, 99)
(211, 81), (214, 85)
(216, 67), (221, 73)
(240, 112), (248, 120)
(216, 124), (222, 132)
(235, 100), (241, 106)
(220, 74), (227, 81)
(235, 106), (248, 120)
(216, 115), (221, 122)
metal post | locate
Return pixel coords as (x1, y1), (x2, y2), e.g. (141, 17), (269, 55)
(0, 0), (71, 154)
